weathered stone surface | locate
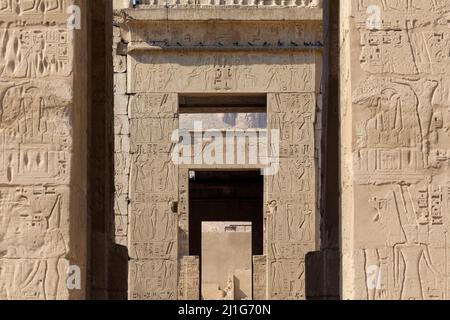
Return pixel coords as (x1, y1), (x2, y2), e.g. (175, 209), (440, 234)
(0, 0), (88, 300)
(138, 0), (322, 8)
(5, 0), (450, 301)
(341, 0), (450, 300)
(178, 256), (200, 300)
(114, 6), (322, 300)
(114, 55), (127, 73)
(114, 94), (129, 115)
(265, 93), (317, 300)
(128, 259), (177, 300)
(114, 73), (127, 95)
(128, 52), (316, 94)
(253, 255), (267, 300)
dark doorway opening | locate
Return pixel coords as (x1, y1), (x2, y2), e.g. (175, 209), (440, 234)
(189, 170), (264, 257)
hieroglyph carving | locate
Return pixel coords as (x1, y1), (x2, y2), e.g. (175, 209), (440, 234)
(129, 21), (323, 49)
(0, 28), (73, 78)
(123, 38), (320, 300)
(253, 255), (267, 300)
(0, 186), (69, 300)
(266, 93), (316, 300)
(343, 0), (450, 300)
(128, 93), (178, 300)
(0, 80), (72, 185)
(0, 2), (75, 300)
(129, 259), (177, 300)
(128, 52), (315, 94)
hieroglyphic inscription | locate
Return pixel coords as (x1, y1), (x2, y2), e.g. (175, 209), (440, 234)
(0, 186), (70, 299)
(266, 93), (317, 300)
(0, 2), (76, 300)
(128, 52), (315, 94)
(342, 0), (450, 299)
(178, 255), (199, 300)
(253, 255), (267, 300)
(119, 13), (321, 299)
(128, 93), (178, 300)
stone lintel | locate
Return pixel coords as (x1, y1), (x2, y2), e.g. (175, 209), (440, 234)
(127, 42), (324, 53)
(120, 7), (322, 21)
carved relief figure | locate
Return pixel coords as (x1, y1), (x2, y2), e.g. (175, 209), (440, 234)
(392, 78), (439, 167)
(394, 224), (441, 300)
(0, 188), (67, 300)
(1, 29), (71, 78)
(299, 203), (312, 242)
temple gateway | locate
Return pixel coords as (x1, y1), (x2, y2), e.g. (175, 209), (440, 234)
(0, 0), (450, 300)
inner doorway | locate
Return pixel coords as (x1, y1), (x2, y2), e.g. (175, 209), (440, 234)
(189, 170), (264, 300)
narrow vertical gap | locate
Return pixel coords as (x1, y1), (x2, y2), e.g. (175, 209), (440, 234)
(88, 0), (123, 299)
(305, 0), (341, 300)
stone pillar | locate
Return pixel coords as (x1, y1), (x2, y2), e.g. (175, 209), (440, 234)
(178, 168), (190, 257)
(128, 93), (179, 300)
(266, 91), (318, 300)
(0, 1), (88, 299)
(178, 256), (200, 300)
(253, 255), (267, 300)
(341, 0), (450, 300)
(113, 25), (129, 248)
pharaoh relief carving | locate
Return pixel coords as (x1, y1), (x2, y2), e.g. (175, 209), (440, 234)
(0, 28), (72, 78)
(352, 182), (450, 300)
(343, 0), (450, 299)
(0, 186), (69, 300)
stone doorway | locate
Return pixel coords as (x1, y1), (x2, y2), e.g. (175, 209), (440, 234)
(116, 9), (322, 299)
(189, 170), (264, 300)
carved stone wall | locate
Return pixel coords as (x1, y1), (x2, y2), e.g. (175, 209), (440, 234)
(127, 93), (179, 300)
(341, 0), (450, 300)
(266, 92), (318, 299)
(253, 255), (266, 299)
(114, 7), (322, 300)
(178, 255), (199, 300)
(0, 0), (88, 299)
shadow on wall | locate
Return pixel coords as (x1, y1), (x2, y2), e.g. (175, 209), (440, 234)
(305, 0), (340, 301)
(88, 0), (128, 299)
(305, 250), (340, 300)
